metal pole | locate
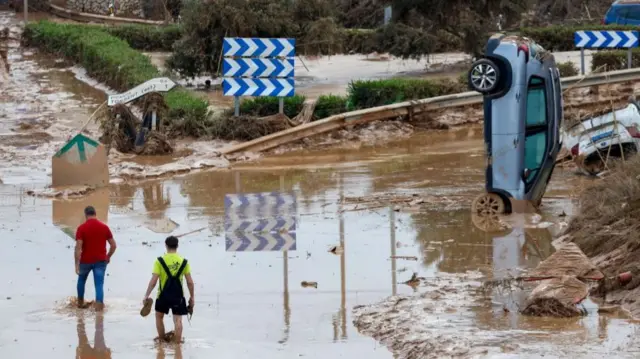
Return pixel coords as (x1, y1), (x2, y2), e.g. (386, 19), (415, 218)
(390, 206), (397, 296)
(234, 96), (240, 116)
(281, 174), (290, 343)
(23, 0), (28, 23)
(339, 172), (346, 339)
(628, 48), (633, 69)
(580, 48), (585, 75)
(151, 110), (157, 131)
(278, 98), (284, 115)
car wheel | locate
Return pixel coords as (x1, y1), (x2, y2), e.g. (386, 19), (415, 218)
(471, 212), (510, 233)
(471, 192), (506, 215)
(468, 59), (500, 93)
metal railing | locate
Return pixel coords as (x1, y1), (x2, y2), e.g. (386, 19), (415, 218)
(221, 67), (640, 156)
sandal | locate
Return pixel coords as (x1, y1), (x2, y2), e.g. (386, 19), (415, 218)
(140, 298), (153, 317)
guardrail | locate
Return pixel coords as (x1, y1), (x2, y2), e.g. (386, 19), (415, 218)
(220, 67), (640, 156)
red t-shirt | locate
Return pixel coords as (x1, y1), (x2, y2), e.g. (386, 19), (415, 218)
(76, 218), (113, 264)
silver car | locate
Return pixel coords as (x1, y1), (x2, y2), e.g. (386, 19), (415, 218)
(469, 34), (563, 214)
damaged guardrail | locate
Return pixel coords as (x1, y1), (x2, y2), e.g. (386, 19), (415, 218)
(221, 67), (640, 156)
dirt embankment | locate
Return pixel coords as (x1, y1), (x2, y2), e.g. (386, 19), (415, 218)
(563, 156), (640, 318)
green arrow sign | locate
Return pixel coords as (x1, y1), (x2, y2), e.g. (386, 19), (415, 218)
(55, 133), (100, 164)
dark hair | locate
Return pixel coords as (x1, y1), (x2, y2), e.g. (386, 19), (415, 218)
(84, 206), (96, 216)
(165, 236), (179, 249)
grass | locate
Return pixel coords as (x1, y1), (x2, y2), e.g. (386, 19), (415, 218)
(22, 21), (208, 131)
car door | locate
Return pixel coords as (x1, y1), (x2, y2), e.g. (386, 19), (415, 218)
(522, 76), (550, 202)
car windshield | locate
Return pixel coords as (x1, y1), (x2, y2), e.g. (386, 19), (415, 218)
(620, 6), (640, 20)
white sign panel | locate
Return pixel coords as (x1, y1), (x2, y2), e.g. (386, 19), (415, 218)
(107, 77), (177, 106)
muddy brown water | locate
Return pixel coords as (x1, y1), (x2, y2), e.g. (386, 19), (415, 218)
(2, 126), (639, 358)
(2, 11), (639, 358)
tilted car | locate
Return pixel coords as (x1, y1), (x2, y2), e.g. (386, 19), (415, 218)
(469, 34), (563, 214)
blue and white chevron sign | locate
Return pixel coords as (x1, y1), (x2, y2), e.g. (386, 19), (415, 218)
(224, 191), (297, 219)
(222, 78), (294, 97)
(225, 216), (296, 233)
(222, 58), (294, 78)
(223, 38), (295, 58)
(574, 30), (639, 48)
(225, 232), (296, 252)
(225, 192), (296, 208)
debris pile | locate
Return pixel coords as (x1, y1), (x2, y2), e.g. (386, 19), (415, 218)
(96, 92), (174, 155)
(505, 243), (603, 317)
(521, 276), (587, 318)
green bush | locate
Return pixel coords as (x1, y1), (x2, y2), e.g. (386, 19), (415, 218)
(239, 96), (306, 118)
(314, 94), (350, 119)
(519, 25), (640, 52)
(22, 21), (208, 130)
(347, 78), (464, 109)
(591, 48), (640, 71)
(104, 24), (182, 51)
(557, 61), (578, 77)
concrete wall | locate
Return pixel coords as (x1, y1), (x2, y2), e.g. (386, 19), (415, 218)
(66, 0), (145, 18)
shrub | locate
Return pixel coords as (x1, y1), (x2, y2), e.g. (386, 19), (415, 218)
(22, 21), (208, 131)
(314, 94), (350, 119)
(557, 61), (578, 77)
(347, 78), (464, 109)
(591, 48), (640, 71)
(104, 24), (182, 51)
(239, 96), (306, 118)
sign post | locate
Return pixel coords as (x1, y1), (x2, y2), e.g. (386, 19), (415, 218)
(574, 30), (639, 75)
(222, 38), (296, 117)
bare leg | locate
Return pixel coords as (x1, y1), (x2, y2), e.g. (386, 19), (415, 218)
(155, 312), (166, 340)
(173, 315), (183, 343)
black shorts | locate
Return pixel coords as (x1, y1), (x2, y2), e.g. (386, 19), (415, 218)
(155, 297), (188, 315)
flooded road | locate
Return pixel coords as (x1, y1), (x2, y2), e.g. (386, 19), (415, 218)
(0, 11), (105, 184)
(2, 125), (638, 358)
(1, 10), (638, 358)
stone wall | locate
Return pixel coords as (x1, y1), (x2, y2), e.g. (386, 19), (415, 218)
(66, 0), (144, 18)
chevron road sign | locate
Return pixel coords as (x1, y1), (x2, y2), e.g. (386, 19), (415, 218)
(224, 216), (296, 232)
(225, 232), (296, 252)
(574, 30), (639, 48)
(222, 78), (295, 97)
(224, 191), (297, 252)
(224, 192), (297, 219)
(223, 37), (296, 114)
(225, 192), (296, 207)
(222, 58), (294, 78)
(223, 38), (295, 58)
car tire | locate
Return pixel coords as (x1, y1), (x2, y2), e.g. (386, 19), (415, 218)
(468, 59), (500, 94)
(471, 192), (506, 215)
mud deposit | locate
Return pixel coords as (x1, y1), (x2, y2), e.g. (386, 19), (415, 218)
(0, 12), (232, 187)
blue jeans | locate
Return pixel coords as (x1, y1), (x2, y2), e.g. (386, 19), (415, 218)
(77, 261), (107, 303)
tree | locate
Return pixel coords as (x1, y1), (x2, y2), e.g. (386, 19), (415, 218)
(388, 0), (527, 56)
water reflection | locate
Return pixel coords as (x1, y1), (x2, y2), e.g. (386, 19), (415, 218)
(155, 343), (183, 359)
(76, 314), (111, 359)
(52, 188), (109, 238)
(141, 181), (171, 219)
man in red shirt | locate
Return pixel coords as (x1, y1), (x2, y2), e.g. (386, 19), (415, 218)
(75, 206), (117, 310)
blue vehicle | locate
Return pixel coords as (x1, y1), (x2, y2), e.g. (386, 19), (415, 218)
(468, 34), (563, 214)
(603, 0), (640, 25)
